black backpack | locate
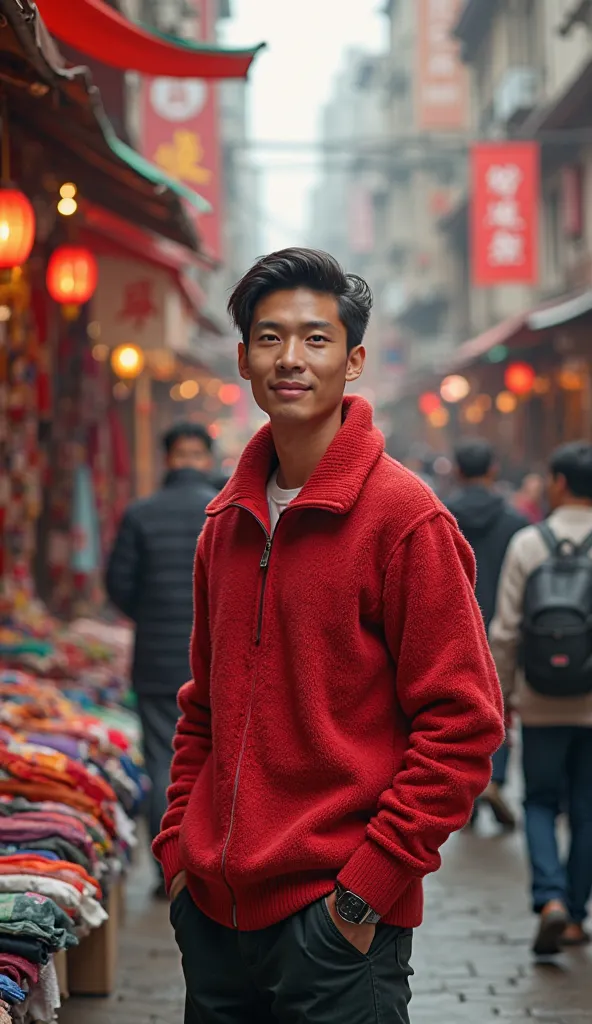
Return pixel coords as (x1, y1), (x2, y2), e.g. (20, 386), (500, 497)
(522, 522), (592, 697)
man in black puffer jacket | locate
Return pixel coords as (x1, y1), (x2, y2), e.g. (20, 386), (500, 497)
(447, 439), (528, 829)
(106, 422), (217, 895)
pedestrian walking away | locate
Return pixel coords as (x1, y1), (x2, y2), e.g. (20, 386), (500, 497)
(155, 247), (504, 1024)
(105, 422), (217, 896)
(447, 438), (529, 830)
(490, 441), (592, 956)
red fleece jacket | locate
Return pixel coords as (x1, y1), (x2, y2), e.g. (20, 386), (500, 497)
(154, 397), (504, 930)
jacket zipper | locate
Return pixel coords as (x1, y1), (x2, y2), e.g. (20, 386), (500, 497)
(220, 504), (271, 926)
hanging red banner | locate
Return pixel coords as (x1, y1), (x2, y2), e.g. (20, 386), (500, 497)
(471, 142), (540, 287)
(139, 0), (222, 260)
(416, 0), (468, 132)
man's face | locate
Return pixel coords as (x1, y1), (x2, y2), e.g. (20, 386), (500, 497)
(167, 436), (212, 473)
(238, 288), (365, 425)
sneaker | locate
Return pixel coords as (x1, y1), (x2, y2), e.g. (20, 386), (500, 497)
(533, 901), (569, 956)
(481, 782), (517, 830)
(560, 923), (590, 947)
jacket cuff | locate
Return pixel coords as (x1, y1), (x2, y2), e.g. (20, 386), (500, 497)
(337, 839), (414, 919)
(154, 835), (183, 894)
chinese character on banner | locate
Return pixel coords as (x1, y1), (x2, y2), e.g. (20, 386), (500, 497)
(470, 142), (540, 286)
(117, 280), (158, 330)
(416, 0), (468, 131)
(139, 0), (222, 260)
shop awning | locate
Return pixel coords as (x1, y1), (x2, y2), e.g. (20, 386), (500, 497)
(36, 0), (264, 79)
(444, 311), (532, 371)
(81, 203), (222, 332)
(528, 288), (592, 330)
(1, 0), (208, 251)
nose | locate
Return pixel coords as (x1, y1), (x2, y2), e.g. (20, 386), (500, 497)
(277, 336), (305, 374)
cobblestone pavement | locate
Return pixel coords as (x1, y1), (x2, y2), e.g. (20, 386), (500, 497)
(61, 809), (592, 1024)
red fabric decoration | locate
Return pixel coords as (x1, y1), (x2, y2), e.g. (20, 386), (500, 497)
(36, 0), (262, 79)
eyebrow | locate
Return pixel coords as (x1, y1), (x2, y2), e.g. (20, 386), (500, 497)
(253, 319), (336, 332)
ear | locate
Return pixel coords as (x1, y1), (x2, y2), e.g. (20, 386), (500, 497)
(345, 345), (365, 383)
(238, 342), (250, 381)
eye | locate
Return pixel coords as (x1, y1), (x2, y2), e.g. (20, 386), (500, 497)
(308, 334), (329, 345)
(259, 333), (280, 343)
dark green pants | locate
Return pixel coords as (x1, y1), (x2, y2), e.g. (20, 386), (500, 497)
(171, 888), (413, 1023)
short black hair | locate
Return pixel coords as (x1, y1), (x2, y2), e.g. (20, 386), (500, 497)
(162, 421), (212, 454)
(454, 438), (495, 479)
(550, 441), (592, 498)
(227, 247), (373, 353)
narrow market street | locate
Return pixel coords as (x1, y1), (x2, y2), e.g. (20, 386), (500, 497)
(61, 812), (592, 1024)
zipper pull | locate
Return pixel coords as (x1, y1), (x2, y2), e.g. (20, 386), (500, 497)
(260, 538), (272, 569)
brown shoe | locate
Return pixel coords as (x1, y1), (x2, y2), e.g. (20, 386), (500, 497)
(481, 782), (517, 830)
(533, 901), (569, 956)
(560, 923), (590, 947)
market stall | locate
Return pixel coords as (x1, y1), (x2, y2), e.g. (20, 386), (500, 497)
(0, 610), (145, 1022)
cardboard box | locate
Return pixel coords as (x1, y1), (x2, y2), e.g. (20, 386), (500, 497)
(53, 950), (68, 1000)
(66, 880), (122, 997)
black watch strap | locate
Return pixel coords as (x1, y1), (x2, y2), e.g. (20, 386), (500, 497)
(335, 884), (381, 925)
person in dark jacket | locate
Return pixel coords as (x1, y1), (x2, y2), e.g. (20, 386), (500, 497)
(106, 422), (217, 895)
(447, 438), (528, 830)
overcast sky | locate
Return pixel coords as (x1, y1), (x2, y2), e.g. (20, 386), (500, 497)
(222, 1), (386, 253)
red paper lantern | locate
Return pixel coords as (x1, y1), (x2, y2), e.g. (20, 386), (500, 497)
(0, 188), (35, 268)
(504, 361), (535, 396)
(418, 392), (441, 416)
(46, 245), (98, 305)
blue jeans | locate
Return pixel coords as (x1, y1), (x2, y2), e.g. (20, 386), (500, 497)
(491, 739), (510, 785)
(523, 726), (592, 923)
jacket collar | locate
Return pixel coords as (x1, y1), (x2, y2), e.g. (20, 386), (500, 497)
(163, 467), (211, 489)
(206, 396), (384, 527)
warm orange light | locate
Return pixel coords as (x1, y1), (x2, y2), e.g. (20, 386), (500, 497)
(206, 378), (222, 396)
(219, 383), (242, 406)
(111, 343), (144, 379)
(208, 422), (221, 439)
(440, 375), (470, 403)
(504, 361), (535, 396)
(464, 403), (485, 424)
(170, 384), (183, 402)
(46, 246), (98, 305)
(418, 392), (441, 416)
(179, 379), (200, 400)
(496, 390), (518, 414)
(558, 368), (584, 392)
(533, 376), (550, 395)
(0, 188), (35, 268)
(92, 343), (109, 362)
(475, 393), (492, 411)
(427, 407), (449, 428)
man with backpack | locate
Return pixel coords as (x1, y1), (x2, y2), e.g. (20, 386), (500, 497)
(490, 441), (592, 956)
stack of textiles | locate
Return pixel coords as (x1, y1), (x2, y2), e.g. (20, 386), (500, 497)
(0, 602), (132, 708)
(0, 671), (147, 1022)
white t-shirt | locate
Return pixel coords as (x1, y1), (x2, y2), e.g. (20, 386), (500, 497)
(267, 470), (301, 533)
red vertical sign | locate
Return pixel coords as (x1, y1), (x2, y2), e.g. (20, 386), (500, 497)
(471, 142), (540, 287)
(139, 0), (222, 259)
(416, 0), (468, 132)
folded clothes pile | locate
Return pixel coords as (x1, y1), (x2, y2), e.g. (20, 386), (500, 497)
(0, 604), (133, 708)
(0, 668), (147, 1022)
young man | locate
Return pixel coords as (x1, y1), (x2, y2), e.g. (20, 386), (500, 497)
(490, 441), (592, 956)
(447, 439), (528, 829)
(106, 422), (217, 896)
(155, 249), (504, 1023)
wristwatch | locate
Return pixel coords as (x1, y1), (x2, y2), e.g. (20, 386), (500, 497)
(335, 884), (381, 925)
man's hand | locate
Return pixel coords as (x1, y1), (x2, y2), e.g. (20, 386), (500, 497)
(169, 870), (187, 903)
(325, 891), (376, 955)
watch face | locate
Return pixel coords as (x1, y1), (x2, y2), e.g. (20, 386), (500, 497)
(337, 891), (367, 924)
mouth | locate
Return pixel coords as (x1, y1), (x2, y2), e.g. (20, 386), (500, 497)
(270, 381), (312, 401)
